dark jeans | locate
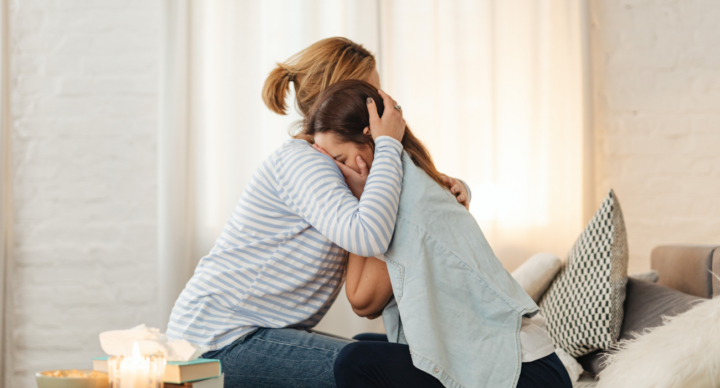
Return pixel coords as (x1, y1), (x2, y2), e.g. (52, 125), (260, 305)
(335, 333), (573, 388)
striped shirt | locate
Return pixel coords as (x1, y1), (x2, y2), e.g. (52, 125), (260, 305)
(167, 136), (404, 350)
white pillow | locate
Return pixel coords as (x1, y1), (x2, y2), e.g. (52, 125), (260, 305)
(598, 296), (720, 388)
(511, 252), (562, 303)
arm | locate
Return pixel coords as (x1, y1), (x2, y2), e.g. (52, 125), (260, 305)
(276, 137), (402, 257)
(276, 91), (405, 257)
(345, 253), (393, 317)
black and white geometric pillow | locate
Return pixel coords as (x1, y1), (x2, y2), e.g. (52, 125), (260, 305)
(538, 189), (629, 358)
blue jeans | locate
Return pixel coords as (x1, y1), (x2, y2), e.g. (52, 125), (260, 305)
(202, 327), (353, 388)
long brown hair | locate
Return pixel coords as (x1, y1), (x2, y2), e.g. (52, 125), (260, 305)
(305, 80), (450, 190)
(262, 37), (376, 118)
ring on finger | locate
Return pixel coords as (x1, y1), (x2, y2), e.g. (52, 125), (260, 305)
(394, 104), (402, 112)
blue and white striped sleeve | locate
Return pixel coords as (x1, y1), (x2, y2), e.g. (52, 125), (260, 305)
(275, 136), (404, 257)
(458, 178), (472, 202)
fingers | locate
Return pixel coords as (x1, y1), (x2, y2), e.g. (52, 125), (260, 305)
(313, 144), (344, 171)
(313, 144), (356, 177)
(446, 177), (462, 196)
(366, 97), (380, 127)
(443, 175), (470, 209)
(356, 155), (369, 177)
(455, 186), (470, 210)
(439, 174), (451, 185)
(336, 160), (359, 178)
(454, 188), (469, 209)
(312, 144), (332, 158)
(369, 90), (405, 142)
(378, 89), (402, 118)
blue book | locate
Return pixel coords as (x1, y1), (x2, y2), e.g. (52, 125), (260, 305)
(92, 356), (222, 384)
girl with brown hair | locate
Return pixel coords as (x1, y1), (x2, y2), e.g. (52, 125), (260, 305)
(308, 81), (572, 388)
(167, 37), (468, 388)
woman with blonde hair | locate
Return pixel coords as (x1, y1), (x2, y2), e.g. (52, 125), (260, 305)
(167, 37), (469, 388)
(263, 37), (470, 207)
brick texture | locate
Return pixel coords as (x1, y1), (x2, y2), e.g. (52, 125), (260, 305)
(591, 0), (720, 273)
(9, 0), (160, 386)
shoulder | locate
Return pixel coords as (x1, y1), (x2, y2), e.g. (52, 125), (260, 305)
(279, 138), (313, 154)
(272, 139), (341, 175)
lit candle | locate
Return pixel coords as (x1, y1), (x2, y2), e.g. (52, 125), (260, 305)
(108, 342), (166, 388)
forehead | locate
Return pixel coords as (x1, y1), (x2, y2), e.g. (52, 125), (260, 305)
(314, 132), (347, 152)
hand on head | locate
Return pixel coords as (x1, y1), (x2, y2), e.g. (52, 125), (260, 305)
(366, 89), (405, 143)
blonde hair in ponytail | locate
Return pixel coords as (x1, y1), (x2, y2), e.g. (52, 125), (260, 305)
(262, 37), (376, 117)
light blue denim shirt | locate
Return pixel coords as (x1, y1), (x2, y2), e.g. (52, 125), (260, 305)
(381, 152), (539, 388)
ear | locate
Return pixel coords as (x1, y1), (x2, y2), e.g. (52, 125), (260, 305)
(363, 126), (371, 136)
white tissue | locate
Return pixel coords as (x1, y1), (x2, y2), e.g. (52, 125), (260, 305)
(555, 348), (584, 382)
(99, 324), (207, 361)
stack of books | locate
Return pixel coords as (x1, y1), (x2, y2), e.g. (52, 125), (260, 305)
(92, 356), (223, 388)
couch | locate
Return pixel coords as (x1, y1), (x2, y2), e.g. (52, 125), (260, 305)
(572, 244), (719, 387)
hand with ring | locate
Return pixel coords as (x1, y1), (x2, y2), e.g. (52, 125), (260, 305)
(366, 90), (405, 143)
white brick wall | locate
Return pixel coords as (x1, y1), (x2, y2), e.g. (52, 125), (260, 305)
(9, 0), (160, 386)
(591, 0), (720, 273)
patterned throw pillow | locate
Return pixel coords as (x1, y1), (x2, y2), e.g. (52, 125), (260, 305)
(538, 189), (629, 358)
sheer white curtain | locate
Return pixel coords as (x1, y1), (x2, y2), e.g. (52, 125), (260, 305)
(380, 0), (592, 271)
(160, 0), (590, 337)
